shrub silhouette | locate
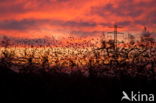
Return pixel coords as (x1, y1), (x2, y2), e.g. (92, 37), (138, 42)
(0, 35), (155, 80)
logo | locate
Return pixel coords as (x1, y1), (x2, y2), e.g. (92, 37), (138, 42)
(121, 91), (154, 102)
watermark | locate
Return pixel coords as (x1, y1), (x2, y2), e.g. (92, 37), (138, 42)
(121, 91), (154, 102)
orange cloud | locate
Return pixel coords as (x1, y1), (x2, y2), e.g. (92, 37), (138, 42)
(0, 0), (155, 39)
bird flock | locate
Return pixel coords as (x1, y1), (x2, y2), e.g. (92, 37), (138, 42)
(0, 37), (156, 79)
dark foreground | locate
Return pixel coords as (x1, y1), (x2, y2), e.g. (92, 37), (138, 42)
(0, 67), (155, 103)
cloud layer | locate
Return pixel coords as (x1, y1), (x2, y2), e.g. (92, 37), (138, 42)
(0, 0), (156, 38)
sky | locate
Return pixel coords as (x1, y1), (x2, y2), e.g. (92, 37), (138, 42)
(0, 0), (156, 39)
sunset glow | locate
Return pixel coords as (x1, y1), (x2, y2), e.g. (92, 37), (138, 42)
(0, 0), (156, 39)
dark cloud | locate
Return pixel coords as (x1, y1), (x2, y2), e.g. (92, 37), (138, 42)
(116, 21), (131, 26)
(136, 0), (156, 7)
(64, 21), (96, 27)
(0, 19), (97, 30)
(0, 0), (13, 3)
(91, 0), (155, 17)
(150, 19), (156, 24)
(0, 19), (40, 30)
(0, 1), (31, 14)
(134, 20), (146, 25)
(56, 0), (71, 2)
(0, 0), (55, 14)
(99, 23), (112, 27)
(91, 2), (143, 17)
(90, 0), (156, 27)
(147, 10), (156, 24)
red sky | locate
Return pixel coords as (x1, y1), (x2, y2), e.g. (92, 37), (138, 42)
(0, 0), (156, 39)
